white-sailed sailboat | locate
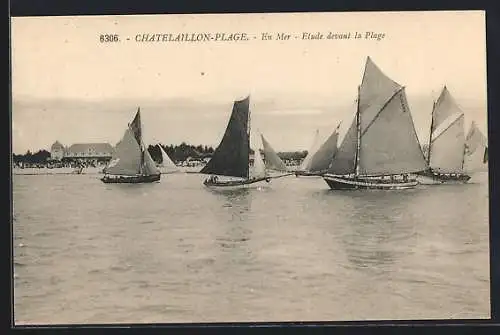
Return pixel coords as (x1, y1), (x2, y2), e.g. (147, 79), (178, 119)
(259, 133), (293, 178)
(101, 108), (161, 184)
(464, 121), (488, 182)
(201, 96), (272, 189)
(295, 123), (341, 177)
(157, 144), (180, 174)
(417, 86), (471, 184)
(323, 57), (428, 190)
(296, 129), (320, 174)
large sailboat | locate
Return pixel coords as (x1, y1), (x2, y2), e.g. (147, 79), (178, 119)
(323, 57), (428, 190)
(101, 108), (161, 184)
(201, 96), (272, 188)
(416, 86), (471, 184)
(295, 123), (341, 177)
(157, 144), (180, 174)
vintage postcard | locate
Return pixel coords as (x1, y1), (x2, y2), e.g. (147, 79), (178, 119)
(11, 11), (489, 324)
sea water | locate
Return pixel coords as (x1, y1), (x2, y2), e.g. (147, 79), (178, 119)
(12, 172), (490, 324)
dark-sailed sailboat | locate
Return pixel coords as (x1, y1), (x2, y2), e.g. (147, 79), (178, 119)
(101, 108), (161, 184)
(295, 122), (341, 177)
(323, 57), (428, 190)
(416, 86), (471, 184)
(201, 96), (272, 188)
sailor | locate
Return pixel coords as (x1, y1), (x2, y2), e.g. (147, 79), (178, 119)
(403, 174), (408, 182)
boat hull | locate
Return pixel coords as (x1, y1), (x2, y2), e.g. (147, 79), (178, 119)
(323, 174), (418, 190)
(295, 170), (325, 177)
(203, 176), (271, 189)
(416, 170), (471, 184)
(100, 173), (161, 184)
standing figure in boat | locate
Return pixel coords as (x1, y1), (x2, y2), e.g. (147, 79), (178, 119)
(323, 57), (428, 190)
(101, 108), (161, 184)
(200, 96), (271, 188)
(417, 86), (471, 184)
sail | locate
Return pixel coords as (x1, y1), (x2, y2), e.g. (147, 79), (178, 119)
(159, 145), (179, 171)
(260, 134), (288, 171)
(200, 97), (250, 178)
(299, 129), (320, 171)
(143, 148), (160, 175)
(358, 88), (428, 175)
(105, 128), (142, 176)
(428, 87), (466, 173)
(328, 116), (357, 174)
(328, 57), (427, 176)
(129, 108), (142, 146)
(308, 125), (340, 172)
(464, 121), (488, 172)
(251, 149), (267, 178)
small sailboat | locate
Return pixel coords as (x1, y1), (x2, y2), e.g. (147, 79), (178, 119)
(101, 108), (161, 184)
(323, 57), (428, 190)
(260, 133), (293, 178)
(416, 86), (471, 184)
(201, 96), (272, 188)
(295, 123), (341, 177)
(295, 129), (321, 175)
(463, 121), (488, 176)
(157, 144), (180, 174)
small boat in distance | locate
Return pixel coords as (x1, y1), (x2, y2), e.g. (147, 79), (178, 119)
(463, 121), (488, 175)
(157, 144), (180, 174)
(295, 122), (341, 177)
(416, 86), (471, 184)
(101, 108), (161, 184)
(201, 96), (272, 188)
(295, 129), (321, 175)
(260, 133), (293, 178)
(323, 57), (428, 190)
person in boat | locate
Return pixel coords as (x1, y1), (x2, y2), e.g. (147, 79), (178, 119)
(403, 174), (408, 183)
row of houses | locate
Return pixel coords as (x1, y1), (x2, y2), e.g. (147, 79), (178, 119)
(50, 141), (115, 160)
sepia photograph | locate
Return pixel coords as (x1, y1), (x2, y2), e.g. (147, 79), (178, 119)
(11, 10), (489, 324)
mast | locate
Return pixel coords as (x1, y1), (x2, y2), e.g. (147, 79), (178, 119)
(427, 101), (435, 166)
(354, 85), (361, 176)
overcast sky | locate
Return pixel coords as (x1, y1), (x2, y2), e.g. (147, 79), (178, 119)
(11, 11), (487, 154)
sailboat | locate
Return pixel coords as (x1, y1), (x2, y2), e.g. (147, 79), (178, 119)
(201, 96), (272, 188)
(260, 133), (293, 178)
(295, 129), (320, 175)
(157, 144), (180, 174)
(463, 121), (488, 175)
(101, 108), (161, 184)
(416, 86), (471, 184)
(295, 123), (341, 177)
(323, 57), (428, 190)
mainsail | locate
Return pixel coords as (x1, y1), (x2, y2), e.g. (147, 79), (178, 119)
(200, 97), (250, 178)
(464, 121), (488, 172)
(328, 57), (427, 176)
(307, 123), (341, 172)
(427, 87), (466, 174)
(158, 144), (179, 171)
(260, 134), (288, 171)
(299, 129), (321, 171)
(105, 108), (159, 177)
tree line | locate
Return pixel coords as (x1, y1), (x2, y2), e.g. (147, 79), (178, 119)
(13, 143), (309, 165)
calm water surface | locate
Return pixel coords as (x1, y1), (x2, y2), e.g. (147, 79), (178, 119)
(13, 172), (490, 324)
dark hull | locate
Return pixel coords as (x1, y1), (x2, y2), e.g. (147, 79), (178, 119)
(203, 176), (271, 188)
(295, 170), (325, 177)
(416, 170), (471, 184)
(323, 174), (418, 190)
(101, 173), (161, 184)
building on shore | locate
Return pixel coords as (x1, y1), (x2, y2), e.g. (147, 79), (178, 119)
(50, 141), (114, 161)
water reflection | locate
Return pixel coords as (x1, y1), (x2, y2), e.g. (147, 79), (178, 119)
(333, 190), (419, 275)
